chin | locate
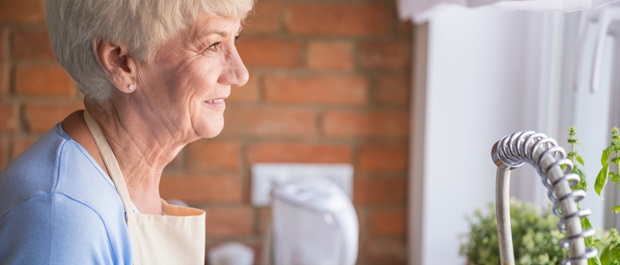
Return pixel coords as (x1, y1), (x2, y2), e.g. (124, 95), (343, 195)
(203, 129), (223, 139)
(199, 120), (224, 139)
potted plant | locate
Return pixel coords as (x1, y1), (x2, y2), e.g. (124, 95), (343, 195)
(459, 199), (566, 264)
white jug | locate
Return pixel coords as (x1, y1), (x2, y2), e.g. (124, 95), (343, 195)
(271, 178), (359, 265)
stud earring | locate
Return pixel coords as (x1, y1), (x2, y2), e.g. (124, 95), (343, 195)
(128, 84), (135, 91)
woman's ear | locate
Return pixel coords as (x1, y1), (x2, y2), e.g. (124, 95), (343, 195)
(92, 39), (137, 93)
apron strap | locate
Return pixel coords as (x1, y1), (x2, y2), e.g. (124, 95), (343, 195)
(83, 110), (134, 214)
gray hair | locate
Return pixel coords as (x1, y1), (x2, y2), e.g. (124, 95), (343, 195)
(45, 0), (254, 101)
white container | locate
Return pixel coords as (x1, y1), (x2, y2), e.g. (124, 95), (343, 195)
(208, 242), (254, 265)
(271, 178), (359, 265)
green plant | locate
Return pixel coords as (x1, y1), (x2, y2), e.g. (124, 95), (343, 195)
(591, 229), (620, 265)
(596, 127), (620, 214)
(566, 126), (620, 265)
(567, 126), (587, 193)
(459, 199), (566, 265)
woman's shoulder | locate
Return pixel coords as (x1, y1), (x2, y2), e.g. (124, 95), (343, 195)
(0, 124), (71, 193)
(0, 123), (120, 220)
(0, 190), (131, 265)
(0, 124), (132, 264)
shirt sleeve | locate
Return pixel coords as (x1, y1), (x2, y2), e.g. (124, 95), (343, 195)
(0, 193), (116, 265)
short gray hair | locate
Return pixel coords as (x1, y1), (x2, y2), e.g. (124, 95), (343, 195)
(45, 0), (254, 101)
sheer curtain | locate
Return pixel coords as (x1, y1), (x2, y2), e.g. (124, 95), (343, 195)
(398, 0), (619, 23)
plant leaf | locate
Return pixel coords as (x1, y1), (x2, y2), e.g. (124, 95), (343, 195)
(574, 168), (588, 191)
(612, 173), (620, 183)
(602, 147), (612, 166)
(589, 256), (602, 265)
(612, 205), (620, 214)
(609, 243), (620, 263)
(577, 155), (585, 166)
(582, 217), (594, 246)
(596, 165), (609, 196)
(600, 243), (613, 265)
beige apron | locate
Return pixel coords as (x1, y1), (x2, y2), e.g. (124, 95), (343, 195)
(83, 111), (206, 265)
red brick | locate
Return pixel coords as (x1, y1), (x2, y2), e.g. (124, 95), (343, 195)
(257, 207), (271, 236)
(307, 41), (354, 71)
(12, 30), (55, 60)
(244, 0), (281, 34)
(0, 63), (7, 96)
(0, 27), (7, 62)
(237, 38), (301, 68)
(23, 102), (83, 133)
(229, 73), (259, 103)
(203, 206), (253, 237)
(0, 102), (18, 132)
(353, 177), (406, 204)
(186, 140), (241, 170)
(11, 136), (37, 159)
(370, 208), (406, 236)
(247, 142), (352, 164)
(222, 107), (317, 138)
(397, 21), (414, 35)
(356, 207), (369, 241)
(0, 137), (7, 170)
(375, 74), (410, 106)
(360, 40), (411, 70)
(362, 239), (407, 265)
(0, 0), (45, 23)
(286, 3), (390, 36)
(264, 74), (367, 105)
(0, 28), (6, 96)
(14, 64), (75, 97)
(323, 110), (409, 138)
(358, 144), (407, 171)
(160, 174), (242, 203)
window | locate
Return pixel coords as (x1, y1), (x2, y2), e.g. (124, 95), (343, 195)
(407, 4), (620, 265)
(562, 8), (620, 230)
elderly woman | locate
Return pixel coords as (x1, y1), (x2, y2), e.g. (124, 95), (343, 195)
(0, 0), (253, 264)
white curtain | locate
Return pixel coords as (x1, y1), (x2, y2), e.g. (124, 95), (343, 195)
(398, 0), (619, 23)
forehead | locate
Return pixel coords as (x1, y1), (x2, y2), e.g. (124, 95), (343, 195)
(150, 15), (241, 60)
(187, 15), (242, 39)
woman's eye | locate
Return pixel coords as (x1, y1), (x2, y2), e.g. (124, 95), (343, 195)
(207, 42), (221, 51)
(234, 35), (240, 46)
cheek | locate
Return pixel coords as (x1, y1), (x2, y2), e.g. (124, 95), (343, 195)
(163, 64), (211, 103)
(145, 56), (222, 117)
(182, 60), (220, 88)
(195, 61), (221, 85)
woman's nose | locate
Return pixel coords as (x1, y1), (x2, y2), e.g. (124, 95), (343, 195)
(219, 48), (249, 87)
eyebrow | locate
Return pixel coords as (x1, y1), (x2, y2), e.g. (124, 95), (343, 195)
(209, 30), (229, 37)
(196, 26), (243, 39)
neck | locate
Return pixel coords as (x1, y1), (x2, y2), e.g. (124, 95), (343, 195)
(85, 99), (186, 214)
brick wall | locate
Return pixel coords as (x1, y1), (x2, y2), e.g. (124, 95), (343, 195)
(0, 0), (412, 264)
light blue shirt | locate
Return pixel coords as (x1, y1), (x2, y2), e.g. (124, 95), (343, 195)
(0, 124), (132, 264)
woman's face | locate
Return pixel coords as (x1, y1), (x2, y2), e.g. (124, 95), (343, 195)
(134, 14), (248, 142)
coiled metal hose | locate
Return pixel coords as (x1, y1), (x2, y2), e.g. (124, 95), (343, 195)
(491, 131), (597, 265)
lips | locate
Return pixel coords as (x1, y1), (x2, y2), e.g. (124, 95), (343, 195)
(204, 98), (226, 109)
(206, 99), (225, 104)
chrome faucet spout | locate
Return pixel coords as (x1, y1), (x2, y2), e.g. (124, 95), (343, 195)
(491, 131), (597, 265)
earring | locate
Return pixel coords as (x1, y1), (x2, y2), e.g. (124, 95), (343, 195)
(128, 84), (136, 91)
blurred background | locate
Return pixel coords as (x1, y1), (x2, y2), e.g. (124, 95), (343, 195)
(7, 0), (620, 264)
(0, 0), (412, 264)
